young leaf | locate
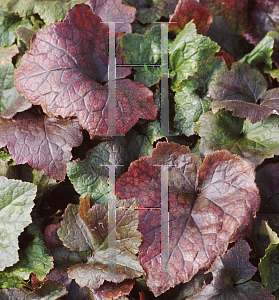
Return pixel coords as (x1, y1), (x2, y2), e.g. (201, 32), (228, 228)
(0, 280), (67, 299)
(195, 111), (279, 165)
(169, 20), (220, 89)
(67, 137), (131, 205)
(14, 4), (158, 137)
(169, 0), (212, 35)
(121, 25), (161, 87)
(0, 176), (36, 271)
(209, 62), (279, 123)
(0, 112), (83, 180)
(57, 196), (143, 289)
(87, 0), (136, 33)
(174, 57), (227, 136)
(188, 239), (275, 299)
(116, 142), (260, 296)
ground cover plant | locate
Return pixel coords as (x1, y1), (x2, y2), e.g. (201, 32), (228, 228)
(2, 0), (279, 299)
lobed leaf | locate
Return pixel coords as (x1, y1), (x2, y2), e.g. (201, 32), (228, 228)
(14, 4), (157, 137)
(116, 142), (260, 296)
(0, 176), (36, 271)
(0, 112), (83, 180)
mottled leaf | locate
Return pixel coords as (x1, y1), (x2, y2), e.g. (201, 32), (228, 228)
(214, 50), (234, 68)
(0, 280), (67, 299)
(0, 176), (36, 271)
(87, 0), (136, 33)
(169, 0), (212, 35)
(57, 196), (143, 289)
(14, 4), (157, 137)
(169, 20), (220, 89)
(195, 111), (279, 165)
(116, 142), (260, 296)
(174, 57), (227, 136)
(121, 25), (161, 87)
(0, 0), (85, 24)
(13, 25), (36, 45)
(189, 239), (275, 299)
(67, 137), (130, 205)
(243, 0), (279, 68)
(209, 62), (279, 123)
(0, 45), (19, 63)
(0, 112), (83, 180)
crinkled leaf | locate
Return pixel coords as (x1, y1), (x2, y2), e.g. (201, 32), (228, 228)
(0, 0), (85, 24)
(169, 20), (220, 89)
(67, 137), (131, 205)
(57, 196), (143, 289)
(0, 223), (53, 284)
(243, 0), (279, 68)
(174, 57), (227, 136)
(0, 176), (36, 271)
(0, 280), (67, 299)
(0, 8), (32, 47)
(0, 276), (22, 289)
(123, 0), (178, 24)
(121, 25), (161, 87)
(116, 142), (260, 296)
(239, 31), (278, 69)
(169, 0), (212, 35)
(200, 0), (251, 60)
(209, 62), (279, 123)
(259, 243), (279, 294)
(0, 112), (83, 180)
(0, 45), (19, 63)
(196, 111), (279, 165)
(87, 0), (136, 33)
(14, 4), (157, 137)
(189, 239), (275, 300)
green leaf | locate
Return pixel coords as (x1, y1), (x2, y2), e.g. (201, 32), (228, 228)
(121, 25), (161, 87)
(259, 243), (279, 293)
(174, 57), (227, 136)
(195, 111), (279, 165)
(0, 0), (85, 25)
(0, 45), (19, 63)
(0, 8), (31, 47)
(0, 223), (53, 287)
(0, 176), (36, 271)
(67, 137), (131, 205)
(239, 31), (278, 69)
(0, 149), (12, 164)
(0, 276), (22, 289)
(169, 20), (220, 90)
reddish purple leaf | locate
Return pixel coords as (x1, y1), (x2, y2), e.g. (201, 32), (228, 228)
(0, 112), (83, 180)
(14, 4), (157, 138)
(214, 50), (234, 68)
(169, 0), (212, 35)
(116, 142), (260, 296)
(87, 0), (136, 33)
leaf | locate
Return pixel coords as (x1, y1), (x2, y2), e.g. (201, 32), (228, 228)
(67, 137), (131, 205)
(0, 8), (31, 47)
(195, 111), (279, 165)
(239, 31), (279, 69)
(116, 142), (260, 296)
(188, 239), (275, 300)
(87, 0), (136, 33)
(13, 25), (36, 45)
(169, 20), (220, 89)
(57, 196), (143, 289)
(259, 243), (279, 294)
(0, 112), (83, 180)
(214, 50), (234, 68)
(243, 0), (279, 68)
(209, 62), (279, 123)
(0, 223), (53, 285)
(200, 0), (251, 59)
(169, 0), (212, 35)
(174, 57), (227, 136)
(0, 280), (67, 299)
(0, 0), (85, 25)
(0, 45), (19, 63)
(121, 25), (161, 87)
(14, 4), (158, 137)
(0, 176), (36, 271)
